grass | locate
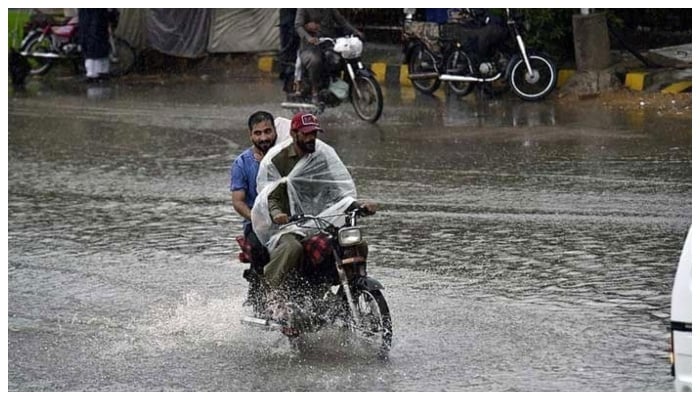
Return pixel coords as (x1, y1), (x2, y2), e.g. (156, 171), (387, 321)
(8, 9), (32, 49)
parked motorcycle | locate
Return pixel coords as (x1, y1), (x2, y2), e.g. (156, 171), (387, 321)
(19, 12), (137, 77)
(238, 206), (392, 358)
(281, 36), (384, 123)
(406, 9), (558, 101)
(402, 17), (476, 96)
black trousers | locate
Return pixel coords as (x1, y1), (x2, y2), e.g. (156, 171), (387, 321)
(244, 224), (269, 277)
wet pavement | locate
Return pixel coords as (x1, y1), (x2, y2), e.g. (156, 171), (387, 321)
(7, 75), (691, 391)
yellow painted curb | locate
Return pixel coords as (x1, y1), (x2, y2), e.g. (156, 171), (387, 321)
(400, 65), (411, 87)
(661, 80), (692, 94)
(625, 72), (648, 91)
(371, 62), (387, 84)
(400, 85), (416, 102)
(258, 56), (274, 73)
(557, 69), (575, 88)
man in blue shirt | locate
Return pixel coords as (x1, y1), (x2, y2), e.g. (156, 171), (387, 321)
(230, 111), (278, 313)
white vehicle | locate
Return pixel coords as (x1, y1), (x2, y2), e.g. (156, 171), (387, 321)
(670, 225), (692, 391)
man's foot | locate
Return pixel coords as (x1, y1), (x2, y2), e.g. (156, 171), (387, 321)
(243, 288), (265, 315)
(263, 291), (290, 322)
(286, 92), (302, 102)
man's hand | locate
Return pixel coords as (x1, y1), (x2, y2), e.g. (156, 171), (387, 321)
(360, 202), (378, 215)
(273, 213), (290, 225)
(304, 21), (320, 45)
(355, 31), (366, 41)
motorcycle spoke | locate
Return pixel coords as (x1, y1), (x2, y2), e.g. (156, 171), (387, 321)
(510, 55), (556, 101)
(351, 290), (392, 357)
(408, 46), (441, 94)
(23, 34), (54, 75)
(351, 75), (383, 123)
(446, 50), (475, 96)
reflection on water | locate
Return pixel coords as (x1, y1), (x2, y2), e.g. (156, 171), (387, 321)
(7, 79), (689, 391)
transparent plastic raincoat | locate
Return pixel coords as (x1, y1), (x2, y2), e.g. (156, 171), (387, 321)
(251, 137), (357, 250)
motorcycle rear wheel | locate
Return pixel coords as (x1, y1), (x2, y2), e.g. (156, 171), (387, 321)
(407, 45), (441, 94)
(350, 75), (383, 123)
(445, 50), (475, 97)
(354, 289), (392, 359)
(109, 36), (137, 76)
(20, 32), (54, 75)
(509, 54), (557, 101)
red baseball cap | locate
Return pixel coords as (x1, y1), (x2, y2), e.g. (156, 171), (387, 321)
(291, 112), (323, 134)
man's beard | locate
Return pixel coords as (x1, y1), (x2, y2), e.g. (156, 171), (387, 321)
(300, 140), (316, 153)
(254, 140), (273, 153)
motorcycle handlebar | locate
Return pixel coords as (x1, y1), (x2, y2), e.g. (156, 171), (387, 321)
(287, 208), (373, 225)
(289, 214), (305, 223)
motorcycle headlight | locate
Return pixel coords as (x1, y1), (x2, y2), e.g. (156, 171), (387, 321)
(338, 227), (362, 246)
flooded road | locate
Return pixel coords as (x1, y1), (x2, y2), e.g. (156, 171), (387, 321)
(7, 76), (691, 391)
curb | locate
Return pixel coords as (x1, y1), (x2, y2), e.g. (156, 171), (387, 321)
(256, 55), (691, 94)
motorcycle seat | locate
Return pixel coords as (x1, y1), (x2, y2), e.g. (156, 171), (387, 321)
(51, 24), (77, 38)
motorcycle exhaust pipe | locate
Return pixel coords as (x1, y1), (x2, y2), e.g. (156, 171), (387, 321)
(241, 316), (285, 331)
(20, 51), (63, 59)
(439, 73), (502, 83)
(408, 72), (440, 79)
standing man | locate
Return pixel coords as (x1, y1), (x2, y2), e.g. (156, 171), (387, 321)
(78, 8), (119, 82)
(279, 8), (299, 95)
(230, 111), (279, 313)
(294, 9), (364, 105)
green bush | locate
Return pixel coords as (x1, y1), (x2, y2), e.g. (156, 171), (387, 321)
(518, 9), (577, 63)
(8, 9), (31, 49)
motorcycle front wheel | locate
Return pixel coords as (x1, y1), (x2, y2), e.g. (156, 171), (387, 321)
(109, 36), (137, 76)
(350, 74), (383, 123)
(407, 45), (441, 94)
(445, 49), (475, 97)
(509, 54), (557, 101)
(20, 31), (54, 75)
(354, 289), (392, 359)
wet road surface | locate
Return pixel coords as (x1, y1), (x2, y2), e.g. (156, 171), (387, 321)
(7, 76), (691, 391)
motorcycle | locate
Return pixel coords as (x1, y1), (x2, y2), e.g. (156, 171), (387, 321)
(406, 9), (558, 101)
(402, 15), (476, 96)
(238, 206), (392, 358)
(281, 36), (384, 123)
(19, 11), (137, 77)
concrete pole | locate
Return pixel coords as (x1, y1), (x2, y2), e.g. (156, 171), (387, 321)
(572, 11), (611, 71)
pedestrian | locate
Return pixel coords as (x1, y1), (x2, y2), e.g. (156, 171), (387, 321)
(279, 8), (299, 94)
(78, 8), (119, 82)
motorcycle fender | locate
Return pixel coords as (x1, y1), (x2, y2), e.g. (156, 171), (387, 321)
(504, 54), (521, 79)
(356, 68), (374, 78)
(20, 30), (41, 50)
(354, 276), (384, 291)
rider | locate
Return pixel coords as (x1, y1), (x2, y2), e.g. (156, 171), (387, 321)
(294, 9), (365, 105)
(230, 111), (279, 312)
(253, 112), (377, 320)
